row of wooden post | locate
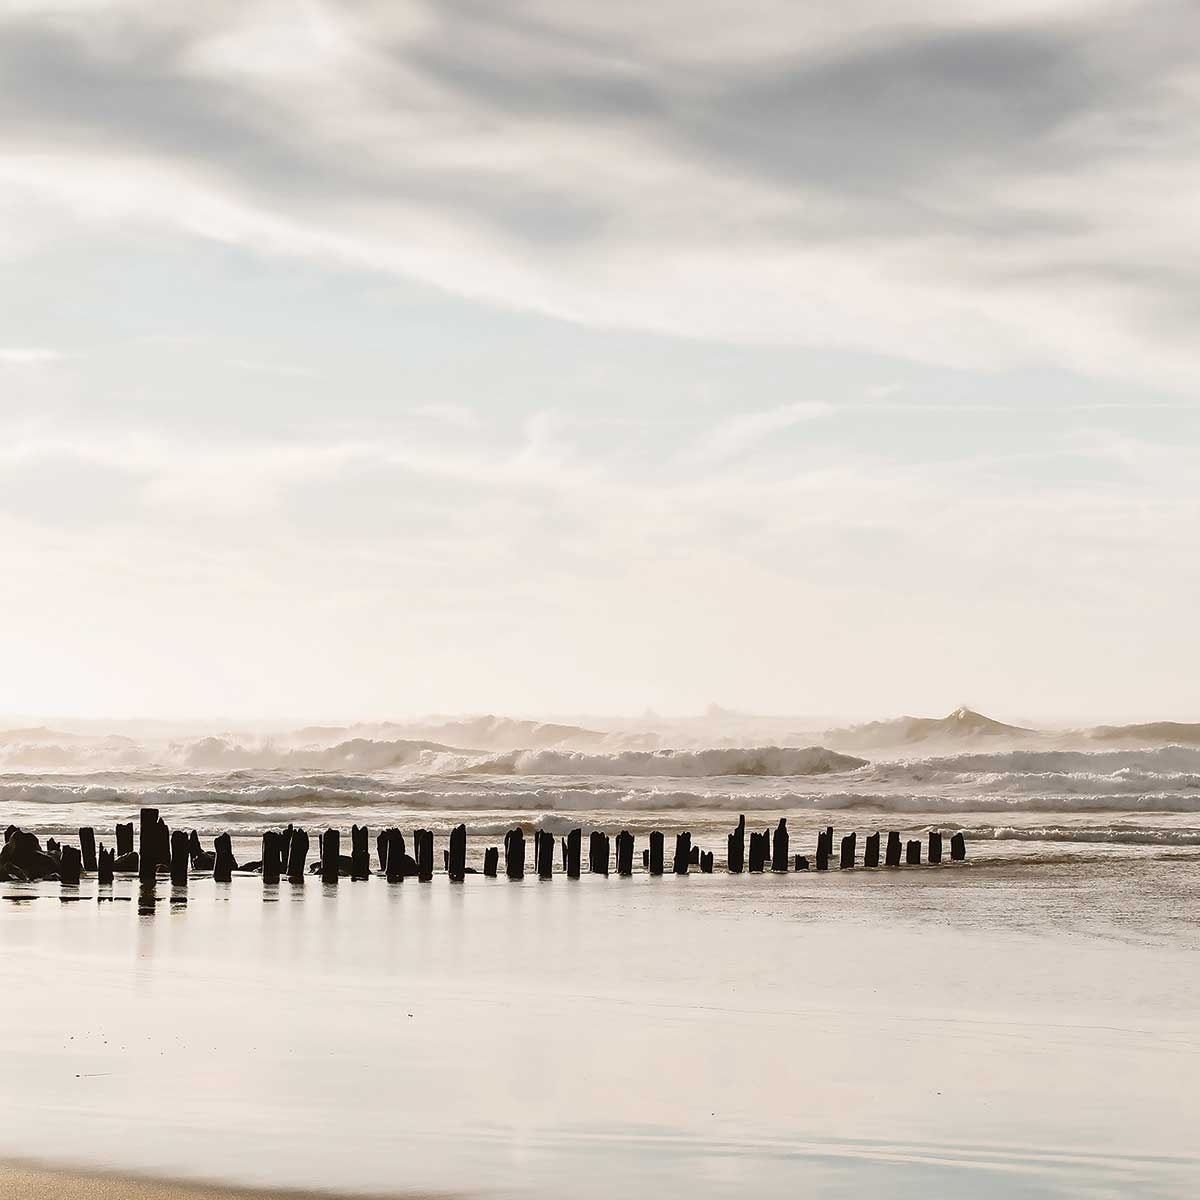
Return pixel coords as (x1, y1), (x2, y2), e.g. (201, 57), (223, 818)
(42, 810), (965, 889)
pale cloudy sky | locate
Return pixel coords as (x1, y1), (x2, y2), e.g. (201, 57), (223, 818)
(1, 0), (1198, 721)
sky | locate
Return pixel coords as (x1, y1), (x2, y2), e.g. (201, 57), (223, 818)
(1, 0), (1198, 722)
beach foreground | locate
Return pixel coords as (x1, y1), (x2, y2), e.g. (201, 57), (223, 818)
(2, 845), (1199, 1199)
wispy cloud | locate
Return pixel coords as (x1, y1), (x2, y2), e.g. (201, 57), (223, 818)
(0, 346), (66, 366)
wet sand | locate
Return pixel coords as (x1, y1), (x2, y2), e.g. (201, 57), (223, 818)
(2, 860), (1199, 1198)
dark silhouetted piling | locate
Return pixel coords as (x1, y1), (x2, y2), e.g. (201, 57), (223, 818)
(689, 844), (699, 866)
(566, 828), (582, 879)
(483, 846), (498, 877)
(139, 808), (159, 886)
(951, 832), (966, 861)
(321, 829), (341, 884)
(187, 831), (213, 870)
(864, 832), (880, 868)
(156, 817), (171, 869)
(279, 825), (293, 873)
(98, 844), (114, 885)
(171, 829), (189, 885)
(213, 833), (235, 882)
(616, 831), (634, 876)
(287, 829), (310, 881)
(448, 824), (467, 882)
(648, 831), (664, 876)
(377, 830), (389, 872)
(700, 850), (713, 873)
(840, 832), (856, 869)
(772, 819), (789, 872)
(885, 831), (902, 867)
(794, 855), (809, 870)
(928, 830), (943, 864)
(673, 831), (691, 875)
(728, 815), (746, 874)
(747, 831), (764, 873)
(906, 839), (921, 865)
(60, 844), (81, 886)
(116, 822), (134, 858)
(815, 829), (829, 872)
(642, 848), (649, 868)
(504, 828), (525, 880)
(415, 829), (434, 881)
(79, 827), (97, 873)
(589, 831), (610, 875)
(535, 830), (554, 880)
(261, 831), (282, 885)
(351, 825), (370, 880)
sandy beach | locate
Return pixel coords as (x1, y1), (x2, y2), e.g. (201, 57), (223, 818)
(3, 851), (1198, 1199)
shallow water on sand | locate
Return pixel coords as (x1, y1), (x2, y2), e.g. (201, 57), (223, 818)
(1, 854), (1199, 1198)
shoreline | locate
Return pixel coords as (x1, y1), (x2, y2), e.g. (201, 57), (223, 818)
(0, 1160), (446, 1200)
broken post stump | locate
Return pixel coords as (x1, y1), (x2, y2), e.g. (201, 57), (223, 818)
(885, 831), (902, 867)
(156, 817), (171, 869)
(504, 828), (525, 880)
(321, 829), (341, 883)
(79, 827), (97, 873)
(483, 846), (498, 877)
(213, 833), (235, 883)
(928, 830), (943, 864)
(170, 829), (190, 886)
(673, 831), (691, 875)
(840, 832), (856, 870)
(951, 832), (966, 861)
(728, 814), (746, 874)
(793, 855), (809, 871)
(535, 830), (554, 880)
(642, 848), (649, 868)
(448, 824), (467, 882)
(97, 844), (114, 886)
(772, 819), (789, 872)
(566, 828), (582, 879)
(351, 824), (370, 880)
(649, 831), (664, 876)
(116, 822), (134, 858)
(864, 832), (880, 868)
(700, 850), (713, 873)
(414, 829), (434, 880)
(287, 829), (310, 882)
(59, 844), (81, 887)
(589, 831), (610, 875)
(616, 830), (634, 876)
(139, 808), (159, 886)
(906, 839), (921, 865)
(261, 831), (282, 885)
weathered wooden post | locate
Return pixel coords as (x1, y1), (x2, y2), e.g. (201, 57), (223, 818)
(648, 831), (664, 876)
(261, 831), (282, 885)
(728, 814), (746, 874)
(840, 832), (856, 869)
(928, 830), (943, 864)
(616, 830), (634, 876)
(589, 831), (610, 875)
(139, 808), (159, 886)
(97, 844), (114, 886)
(377, 830), (389, 872)
(504, 828), (525, 880)
(793, 855), (809, 870)
(771, 819), (789, 872)
(566, 828), (582, 879)
(60, 844), (82, 887)
(483, 846), (498, 877)
(560, 837), (568, 872)
(351, 825), (370, 880)
(536, 830), (554, 879)
(673, 831), (691, 875)
(321, 829), (341, 883)
(156, 817), (172, 869)
(815, 829), (829, 872)
(79, 827), (97, 873)
(864, 831), (880, 868)
(415, 829), (434, 880)
(642, 848), (650, 869)
(700, 850), (714, 873)
(748, 831), (764, 872)
(187, 831), (213, 870)
(116, 822), (134, 858)
(170, 829), (189, 885)
(906, 839), (921, 865)
(213, 833), (235, 883)
(951, 832), (966, 861)
(885, 831), (902, 867)
(287, 829), (310, 881)
(279, 825), (293, 875)
(448, 824), (467, 882)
